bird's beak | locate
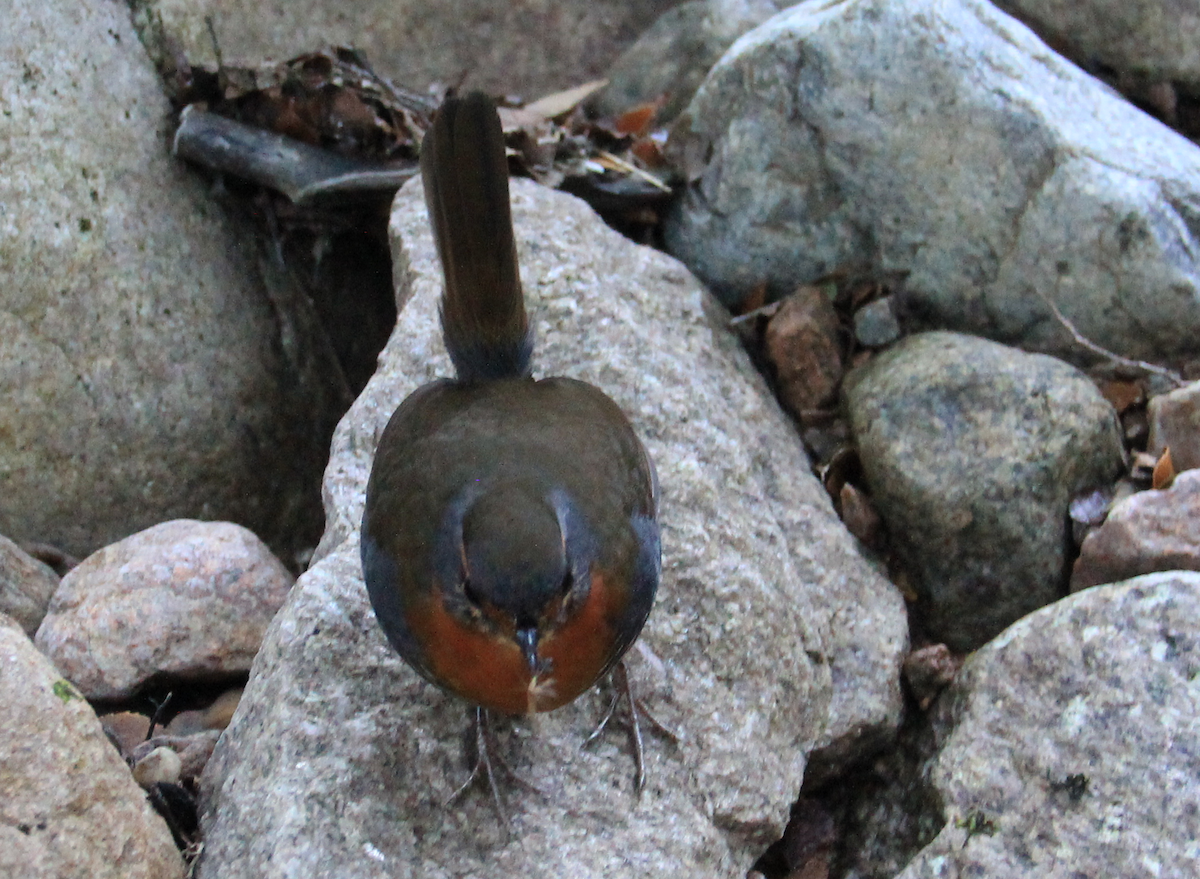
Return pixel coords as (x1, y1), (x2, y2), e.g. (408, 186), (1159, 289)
(516, 626), (540, 676)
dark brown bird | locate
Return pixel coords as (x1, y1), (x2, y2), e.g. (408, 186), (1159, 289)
(361, 92), (659, 716)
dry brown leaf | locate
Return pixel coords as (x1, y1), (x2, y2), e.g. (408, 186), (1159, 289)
(613, 99), (663, 137)
(523, 79), (608, 119)
(839, 482), (883, 548)
(629, 135), (666, 168)
(496, 106), (552, 136)
(1152, 446), (1176, 489)
(1099, 378), (1145, 414)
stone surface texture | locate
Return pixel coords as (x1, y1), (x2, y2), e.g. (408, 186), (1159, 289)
(590, 0), (788, 122)
(993, 0), (1200, 85)
(1147, 379), (1200, 473)
(140, 0), (684, 99)
(0, 532), (59, 636)
(837, 570), (1200, 879)
(35, 520), (294, 700)
(763, 284), (844, 418)
(1071, 469), (1200, 590)
(198, 178), (907, 878)
(1, 0), (333, 560)
(664, 0), (1200, 364)
(844, 331), (1125, 651)
(0, 613), (185, 879)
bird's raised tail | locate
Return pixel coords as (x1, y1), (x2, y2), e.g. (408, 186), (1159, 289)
(421, 92), (532, 381)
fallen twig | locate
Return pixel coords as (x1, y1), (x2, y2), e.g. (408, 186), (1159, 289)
(1034, 287), (1185, 387)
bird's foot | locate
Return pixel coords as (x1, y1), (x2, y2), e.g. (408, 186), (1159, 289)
(583, 661), (679, 795)
(447, 706), (547, 827)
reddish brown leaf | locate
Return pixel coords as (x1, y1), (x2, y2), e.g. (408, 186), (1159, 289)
(1152, 447), (1176, 489)
(839, 482), (883, 549)
(629, 136), (666, 168)
(613, 99), (663, 137)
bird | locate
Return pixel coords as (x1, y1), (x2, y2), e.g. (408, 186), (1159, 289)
(360, 92), (660, 722)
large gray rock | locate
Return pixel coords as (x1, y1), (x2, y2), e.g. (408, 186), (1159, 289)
(0, 0), (334, 560)
(664, 0), (1200, 364)
(0, 533), (59, 636)
(837, 570), (1200, 879)
(0, 613), (185, 879)
(198, 177), (907, 878)
(590, 0), (789, 123)
(993, 0), (1200, 86)
(36, 520), (294, 700)
(844, 332), (1125, 651)
(140, 0), (683, 98)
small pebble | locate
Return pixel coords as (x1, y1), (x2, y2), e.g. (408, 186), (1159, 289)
(853, 296), (901, 348)
(133, 746), (182, 788)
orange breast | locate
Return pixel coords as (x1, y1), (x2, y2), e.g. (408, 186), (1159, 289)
(538, 571), (620, 711)
(408, 572), (621, 715)
(407, 592), (532, 715)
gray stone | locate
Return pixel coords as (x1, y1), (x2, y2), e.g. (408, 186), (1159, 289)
(838, 570), (1200, 879)
(590, 0), (788, 123)
(35, 520), (294, 700)
(853, 297), (902, 348)
(0, 533), (59, 637)
(664, 0), (1200, 364)
(1071, 469), (1200, 590)
(140, 0), (683, 99)
(1148, 379), (1200, 473)
(198, 178), (907, 878)
(0, 0), (335, 561)
(0, 613), (185, 879)
(844, 331), (1125, 651)
(993, 0), (1200, 86)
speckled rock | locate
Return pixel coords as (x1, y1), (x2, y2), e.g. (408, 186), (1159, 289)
(0, 533), (59, 636)
(844, 331), (1125, 651)
(664, 0), (1200, 364)
(992, 0), (1200, 86)
(590, 0), (788, 123)
(138, 0), (683, 99)
(1, 0), (335, 561)
(837, 570), (1200, 879)
(763, 284), (844, 419)
(1147, 379), (1200, 473)
(35, 520), (294, 700)
(1071, 469), (1200, 590)
(198, 177), (907, 879)
(0, 613), (185, 879)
